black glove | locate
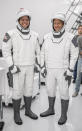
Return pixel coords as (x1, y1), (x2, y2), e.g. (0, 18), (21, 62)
(9, 65), (21, 74)
(7, 71), (13, 87)
(64, 69), (73, 87)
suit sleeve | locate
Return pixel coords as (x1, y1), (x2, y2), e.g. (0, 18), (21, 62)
(40, 39), (45, 68)
(35, 35), (40, 66)
(2, 32), (13, 67)
(69, 38), (79, 70)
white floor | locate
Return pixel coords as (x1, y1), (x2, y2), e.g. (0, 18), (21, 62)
(2, 83), (82, 131)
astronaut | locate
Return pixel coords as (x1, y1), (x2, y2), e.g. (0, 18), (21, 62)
(40, 13), (78, 125)
(2, 8), (40, 125)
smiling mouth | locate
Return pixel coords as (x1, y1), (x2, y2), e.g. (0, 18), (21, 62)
(23, 24), (27, 25)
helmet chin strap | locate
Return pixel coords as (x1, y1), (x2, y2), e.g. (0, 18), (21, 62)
(16, 21), (30, 35)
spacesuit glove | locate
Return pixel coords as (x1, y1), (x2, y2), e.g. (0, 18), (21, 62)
(9, 65), (21, 74)
(64, 68), (73, 86)
(41, 67), (47, 78)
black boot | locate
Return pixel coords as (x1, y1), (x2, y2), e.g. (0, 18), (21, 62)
(24, 96), (38, 120)
(58, 99), (69, 125)
(12, 99), (23, 125)
(0, 121), (4, 130)
(40, 97), (55, 117)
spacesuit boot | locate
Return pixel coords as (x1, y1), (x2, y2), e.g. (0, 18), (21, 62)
(24, 96), (38, 120)
(40, 97), (55, 117)
(58, 99), (69, 125)
(12, 99), (23, 125)
(0, 121), (5, 130)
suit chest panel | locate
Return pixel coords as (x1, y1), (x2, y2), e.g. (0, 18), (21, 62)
(11, 33), (36, 54)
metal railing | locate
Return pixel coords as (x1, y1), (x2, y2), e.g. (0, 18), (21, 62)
(65, 0), (81, 34)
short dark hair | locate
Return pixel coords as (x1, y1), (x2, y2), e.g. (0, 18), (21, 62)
(78, 24), (82, 29)
(53, 19), (64, 25)
(18, 16), (30, 22)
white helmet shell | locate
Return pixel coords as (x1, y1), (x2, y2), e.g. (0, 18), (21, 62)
(51, 13), (66, 23)
(17, 8), (31, 21)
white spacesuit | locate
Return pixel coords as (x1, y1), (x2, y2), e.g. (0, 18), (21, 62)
(40, 13), (78, 125)
(2, 8), (40, 125)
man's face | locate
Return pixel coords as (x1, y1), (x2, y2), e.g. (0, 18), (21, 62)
(53, 19), (64, 32)
(19, 16), (30, 29)
(78, 26), (82, 35)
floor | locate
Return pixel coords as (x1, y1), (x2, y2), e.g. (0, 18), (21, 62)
(2, 83), (82, 131)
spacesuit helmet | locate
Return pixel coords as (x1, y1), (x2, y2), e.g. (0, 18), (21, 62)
(16, 8), (31, 34)
(51, 13), (66, 37)
(51, 13), (66, 23)
(17, 8), (31, 21)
